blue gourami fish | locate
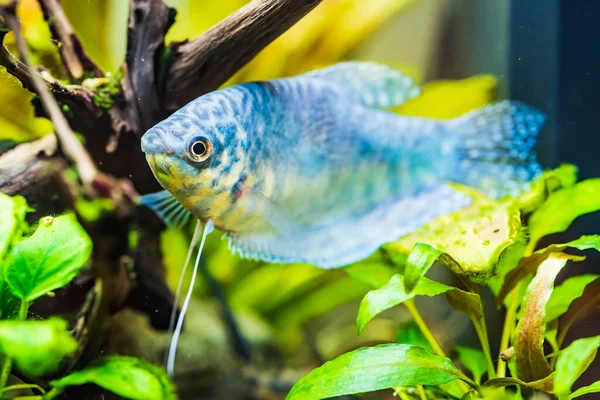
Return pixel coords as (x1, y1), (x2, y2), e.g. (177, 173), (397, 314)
(140, 62), (543, 269)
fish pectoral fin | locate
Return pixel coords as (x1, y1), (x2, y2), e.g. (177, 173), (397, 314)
(237, 184), (300, 237)
(138, 190), (192, 229)
(226, 184), (473, 269)
(303, 62), (421, 109)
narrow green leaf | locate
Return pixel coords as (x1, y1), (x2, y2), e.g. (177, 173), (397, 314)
(455, 346), (487, 384)
(546, 274), (599, 322)
(552, 235), (600, 251)
(5, 214), (92, 301)
(498, 244), (586, 308)
(357, 275), (453, 334)
(554, 336), (600, 397)
(559, 279), (600, 345)
(446, 290), (484, 321)
(529, 179), (600, 245)
(345, 261), (396, 289)
(404, 243), (442, 293)
(285, 344), (471, 400)
(482, 375), (554, 393)
(51, 356), (177, 400)
(0, 318), (77, 377)
(395, 320), (432, 351)
(275, 277), (371, 327)
(513, 253), (575, 382)
(569, 381), (600, 399)
(0, 193), (29, 261)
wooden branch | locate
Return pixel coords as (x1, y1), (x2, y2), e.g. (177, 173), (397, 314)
(38, 0), (103, 80)
(126, 0), (175, 132)
(163, 0), (323, 111)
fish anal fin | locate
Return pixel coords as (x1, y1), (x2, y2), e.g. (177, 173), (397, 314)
(225, 184), (472, 269)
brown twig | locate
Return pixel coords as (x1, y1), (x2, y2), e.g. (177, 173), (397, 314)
(37, 0), (103, 80)
(0, 6), (98, 184)
(163, 0), (323, 111)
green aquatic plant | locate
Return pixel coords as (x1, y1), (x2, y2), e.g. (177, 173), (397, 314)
(0, 193), (176, 400)
(286, 165), (600, 400)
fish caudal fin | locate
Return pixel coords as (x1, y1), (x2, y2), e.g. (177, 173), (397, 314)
(446, 100), (544, 198)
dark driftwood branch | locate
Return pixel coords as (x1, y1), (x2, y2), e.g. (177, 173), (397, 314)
(126, 0), (175, 132)
(38, 0), (103, 80)
(163, 0), (323, 111)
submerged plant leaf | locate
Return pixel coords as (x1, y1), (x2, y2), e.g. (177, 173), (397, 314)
(529, 179), (600, 246)
(554, 336), (600, 398)
(386, 188), (522, 283)
(345, 261), (396, 289)
(5, 214), (92, 301)
(357, 275), (453, 334)
(546, 274), (599, 322)
(403, 243), (442, 293)
(285, 344), (472, 400)
(395, 320), (432, 351)
(516, 164), (578, 214)
(455, 346), (487, 384)
(558, 278), (600, 352)
(0, 193), (29, 261)
(482, 375), (554, 393)
(496, 234), (598, 305)
(569, 381), (600, 399)
(513, 253), (576, 382)
(51, 356), (177, 400)
(0, 318), (77, 377)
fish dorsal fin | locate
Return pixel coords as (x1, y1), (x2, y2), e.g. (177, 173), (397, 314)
(303, 62), (421, 109)
(139, 190), (192, 229)
(224, 184), (472, 269)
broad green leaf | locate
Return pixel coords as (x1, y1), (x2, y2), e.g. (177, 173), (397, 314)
(529, 179), (600, 246)
(51, 356), (177, 400)
(5, 214), (92, 301)
(546, 274), (599, 322)
(0, 318), (77, 376)
(552, 235), (600, 251)
(455, 346), (487, 384)
(386, 188), (522, 283)
(395, 320), (432, 351)
(554, 336), (600, 398)
(570, 381), (600, 399)
(513, 253), (575, 382)
(482, 375), (554, 393)
(404, 243), (442, 293)
(357, 275), (453, 334)
(285, 344), (472, 400)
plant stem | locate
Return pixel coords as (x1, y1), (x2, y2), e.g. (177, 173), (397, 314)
(473, 317), (497, 379)
(405, 300), (472, 393)
(42, 387), (62, 400)
(0, 300), (30, 390)
(405, 300), (445, 357)
(417, 385), (428, 400)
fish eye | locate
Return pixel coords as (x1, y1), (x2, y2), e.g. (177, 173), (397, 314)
(186, 136), (212, 163)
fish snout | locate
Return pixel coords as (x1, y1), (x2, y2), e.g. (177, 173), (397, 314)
(141, 130), (174, 155)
